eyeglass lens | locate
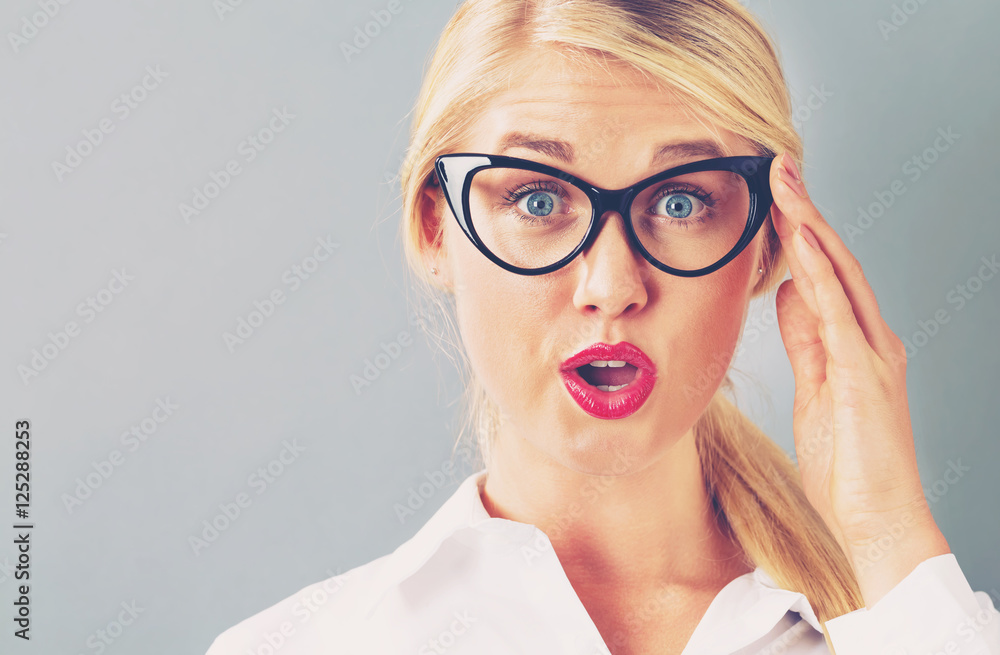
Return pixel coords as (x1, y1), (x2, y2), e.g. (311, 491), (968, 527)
(467, 167), (751, 271)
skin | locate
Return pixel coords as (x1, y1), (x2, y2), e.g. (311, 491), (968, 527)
(418, 46), (949, 653)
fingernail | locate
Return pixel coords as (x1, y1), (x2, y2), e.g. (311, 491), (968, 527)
(780, 153), (808, 198)
(781, 152), (802, 181)
(798, 223), (821, 251)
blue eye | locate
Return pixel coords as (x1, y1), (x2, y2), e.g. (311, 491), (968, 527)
(500, 179), (572, 224)
(659, 194), (695, 219)
(520, 191), (555, 217)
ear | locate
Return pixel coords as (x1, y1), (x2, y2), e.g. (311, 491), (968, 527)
(416, 174), (453, 290)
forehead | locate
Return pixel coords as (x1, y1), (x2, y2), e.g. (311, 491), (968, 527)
(466, 48), (749, 175)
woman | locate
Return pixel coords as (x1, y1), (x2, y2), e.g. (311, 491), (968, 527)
(207, 1), (1000, 653)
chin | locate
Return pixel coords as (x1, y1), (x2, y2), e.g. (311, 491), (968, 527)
(539, 410), (677, 478)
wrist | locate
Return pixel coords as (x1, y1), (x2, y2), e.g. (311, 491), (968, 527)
(842, 506), (950, 608)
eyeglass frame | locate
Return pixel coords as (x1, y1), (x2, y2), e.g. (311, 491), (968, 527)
(433, 153), (776, 277)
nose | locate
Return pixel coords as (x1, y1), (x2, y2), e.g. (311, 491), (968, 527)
(572, 209), (649, 319)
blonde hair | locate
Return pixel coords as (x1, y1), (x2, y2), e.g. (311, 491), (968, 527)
(396, 0), (863, 646)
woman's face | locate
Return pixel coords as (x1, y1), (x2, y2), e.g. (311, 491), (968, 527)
(426, 49), (767, 475)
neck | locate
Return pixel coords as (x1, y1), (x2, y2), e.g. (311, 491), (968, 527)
(480, 424), (751, 591)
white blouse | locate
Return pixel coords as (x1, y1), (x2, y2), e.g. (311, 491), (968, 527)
(206, 469), (1000, 654)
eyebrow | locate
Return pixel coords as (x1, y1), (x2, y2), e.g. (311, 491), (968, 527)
(496, 132), (729, 167)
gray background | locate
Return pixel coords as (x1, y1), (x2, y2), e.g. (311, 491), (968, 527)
(0, 0), (997, 653)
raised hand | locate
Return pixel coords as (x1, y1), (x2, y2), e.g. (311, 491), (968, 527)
(768, 152), (950, 607)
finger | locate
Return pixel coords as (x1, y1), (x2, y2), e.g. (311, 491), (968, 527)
(770, 154), (899, 360)
(772, 205), (820, 318)
(790, 223), (873, 373)
(775, 278), (827, 402)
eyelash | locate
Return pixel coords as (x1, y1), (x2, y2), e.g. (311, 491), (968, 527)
(650, 183), (715, 208)
(500, 180), (568, 207)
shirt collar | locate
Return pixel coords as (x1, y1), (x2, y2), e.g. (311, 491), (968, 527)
(357, 468), (496, 616)
(359, 468), (825, 647)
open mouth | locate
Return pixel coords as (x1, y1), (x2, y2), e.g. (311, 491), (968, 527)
(559, 341), (657, 419)
(575, 360), (639, 392)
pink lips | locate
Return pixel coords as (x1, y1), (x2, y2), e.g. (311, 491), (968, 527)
(559, 341), (658, 420)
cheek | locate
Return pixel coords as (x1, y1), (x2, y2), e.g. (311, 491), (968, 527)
(654, 253), (755, 411)
(703, 247), (756, 342)
(449, 228), (559, 409)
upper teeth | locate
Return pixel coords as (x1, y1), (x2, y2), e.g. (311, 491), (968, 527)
(588, 360), (627, 368)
